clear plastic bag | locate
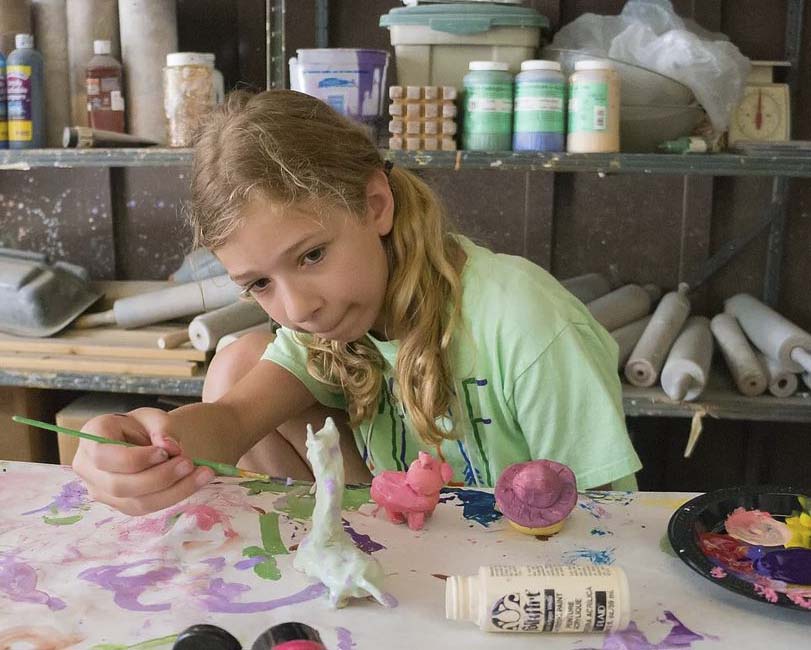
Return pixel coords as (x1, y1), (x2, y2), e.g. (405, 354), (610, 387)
(551, 0), (750, 132)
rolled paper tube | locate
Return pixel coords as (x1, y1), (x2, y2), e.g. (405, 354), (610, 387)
(625, 283), (691, 388)
(119, 0), (177, 142)
(188, 301), (269, 352)
(642, 283), (663, 303)
(66, 0), (119, 126)
(803, 372), (811, 392)
(611, 316), (651, 369)
(560, 272), (612, 304)
(0, 0), (32, 56)
(710, 313), (767, 396)
(660, 316), (713, 401)
(725, 293), (811, 373)
(75, 275), (241, 329)
(157, 329), (190, 350)
(587, 284), (654, 331)
(32, 0), (71, 146)
(757, 352), (798, 398)
(215, 323), (272, 353)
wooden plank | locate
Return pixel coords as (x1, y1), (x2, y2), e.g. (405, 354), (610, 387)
(0, 326), (207, 362)
(0, 351), (199, 377)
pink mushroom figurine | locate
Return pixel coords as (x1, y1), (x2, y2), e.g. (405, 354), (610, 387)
(370, 451), (453, 530)
(494, 459), (577, 536)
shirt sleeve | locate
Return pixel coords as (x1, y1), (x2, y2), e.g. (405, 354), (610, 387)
(508, 322), (642, 490)
(261, 327), (347, 410)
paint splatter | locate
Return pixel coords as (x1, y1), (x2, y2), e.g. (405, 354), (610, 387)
(787, 588), (811, 609)
(754, 582), (779, 603)
(578, 611), (706, 650)
(196, 580), (327, 614)
(336, 627), (356, 650)
(0, 553), (66, 610)
(591, 527), (613, 536)
(579, 498), (611, 520)
(440, 488), (502, 526)
(584, 491), (635, 506)
(710, 566), (727, 578)
(240, 512), (289, 581)
(22, 480), (89, 525)
(342, 518), (385, 553)
(561, 547), (616, 566)
(79, 559), (180, 612)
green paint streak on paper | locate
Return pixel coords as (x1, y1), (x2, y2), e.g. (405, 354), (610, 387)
(91, 633), (177, 649)
(343, 485), (372, 510)
(241, 478), (299, 495)
(162, 511), (183, 533)
(43, 514), (82, 526)
(260, 512), (289, 555)
(278, 486), (371, 521)
(242, 545), (281, 580)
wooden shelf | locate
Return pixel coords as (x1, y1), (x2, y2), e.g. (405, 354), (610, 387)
(2, 368), (811, 422)
(1, 148), (810, 177)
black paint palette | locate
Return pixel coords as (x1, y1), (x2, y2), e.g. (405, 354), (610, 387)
(667, 485), (811, 612)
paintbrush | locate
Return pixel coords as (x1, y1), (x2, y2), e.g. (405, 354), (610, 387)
(12, 415), (270, 481)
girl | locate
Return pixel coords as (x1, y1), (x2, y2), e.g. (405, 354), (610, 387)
(73, 90), (641, 515)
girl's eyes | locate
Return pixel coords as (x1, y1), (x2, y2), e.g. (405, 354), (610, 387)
(241, 277), (271, 297)
(302, 247), (325, 265)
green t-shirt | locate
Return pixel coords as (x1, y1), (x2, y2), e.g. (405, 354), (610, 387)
(263, 237), (642, 490)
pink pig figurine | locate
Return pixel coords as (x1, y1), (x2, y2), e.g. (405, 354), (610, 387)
(370, 451), (454, 530)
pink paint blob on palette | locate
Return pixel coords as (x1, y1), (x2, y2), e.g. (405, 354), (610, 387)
(668, 486), (811, 611)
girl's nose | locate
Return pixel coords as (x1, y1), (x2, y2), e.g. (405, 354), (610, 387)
(279, 283), (321, 325)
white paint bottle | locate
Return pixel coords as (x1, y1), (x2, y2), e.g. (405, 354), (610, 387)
(567, 60), (620, 153)
(446, 565), (630, 633)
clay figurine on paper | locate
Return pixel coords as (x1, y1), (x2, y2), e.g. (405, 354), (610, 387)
(371, 451), (453, 530)
(293, 418), (390, 608)
(494, 459), (577, 536)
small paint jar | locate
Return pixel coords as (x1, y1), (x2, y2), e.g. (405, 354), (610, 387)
(463, 61), (513, 151)
(512, 60), (565, 152)
(446, 565), (631, 633)
(567, 60), (620, 153)
(163, 52), (215, 147)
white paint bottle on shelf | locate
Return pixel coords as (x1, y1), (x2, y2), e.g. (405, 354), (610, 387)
(446, 565), (630, 633)
(567, 60), (620, 153)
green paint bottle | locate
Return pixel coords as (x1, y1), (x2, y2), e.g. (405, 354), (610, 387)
(463, 61), (513, 151)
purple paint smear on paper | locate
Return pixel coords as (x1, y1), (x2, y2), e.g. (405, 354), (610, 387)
(336, 627), (355, 650)
(579, 611), (706, 650)
(342, 518), (385, 554)
(22, 480), (88, 515)
(202, 557), (227, 571)
(440, 488), (502, 526)
(235, 556), (266, 570)
(79, 559), (180, 612)
(197, 580), (327, 613)
(0, 553), (66, 610)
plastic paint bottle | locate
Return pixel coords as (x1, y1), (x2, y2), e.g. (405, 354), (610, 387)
(86, 39), (125, 133)
(446, 565), (630, 633)
(0, 49), (7, 148)
(567, 61), (620, 153)
(252, 621), (326, 650)
(512, 60), (565, 152)
(7, 33), (44, 149)
(463, 61), (513, 151)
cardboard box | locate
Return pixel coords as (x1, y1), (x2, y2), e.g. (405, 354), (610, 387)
(0, 387), (59, 462)
(55, 393), (158, 465)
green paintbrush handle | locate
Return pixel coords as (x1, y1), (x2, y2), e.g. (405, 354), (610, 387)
(12, 415), (245, 478)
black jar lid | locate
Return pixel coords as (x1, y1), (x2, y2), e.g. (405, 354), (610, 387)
(173, 624), (242, 650)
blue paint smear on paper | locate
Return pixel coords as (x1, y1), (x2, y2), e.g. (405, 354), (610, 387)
(440, 488), (501, 527)
(590, 527), (613, 537)
(561, 547), (616, 566)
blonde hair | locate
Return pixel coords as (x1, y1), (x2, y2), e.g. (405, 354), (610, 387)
(190, 90), (463, 445)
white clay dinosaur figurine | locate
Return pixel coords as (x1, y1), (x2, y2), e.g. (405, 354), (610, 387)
(293, 417), (390, 608)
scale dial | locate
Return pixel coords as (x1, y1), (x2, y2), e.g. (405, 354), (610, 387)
(729, 84), (790, 143)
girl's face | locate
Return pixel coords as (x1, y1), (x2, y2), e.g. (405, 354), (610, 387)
(217, 172), (394, 343)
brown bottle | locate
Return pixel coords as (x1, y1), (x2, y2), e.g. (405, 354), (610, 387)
(86, 39), (125, 133)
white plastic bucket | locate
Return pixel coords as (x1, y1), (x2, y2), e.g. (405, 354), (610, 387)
(289, 48), (390, 124)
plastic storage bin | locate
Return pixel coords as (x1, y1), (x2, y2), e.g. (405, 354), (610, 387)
(380, 3), (548, 90)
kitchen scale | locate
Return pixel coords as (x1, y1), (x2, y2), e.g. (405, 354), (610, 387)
(728, 61), (791, 145)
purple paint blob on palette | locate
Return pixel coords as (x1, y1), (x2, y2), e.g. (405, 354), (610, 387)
(577, 611), (707, 650)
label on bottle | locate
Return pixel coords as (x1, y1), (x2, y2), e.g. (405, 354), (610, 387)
(568, 81), (609, 133)
(485, 565), (624, 633)
(7, 65), (32, 142)
(0, 68), (7, 141)
(514, 82), (565, 134)
(464, 83), (513, 135)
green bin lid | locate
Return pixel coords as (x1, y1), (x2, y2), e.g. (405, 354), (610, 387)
(379, 3), (549, 35)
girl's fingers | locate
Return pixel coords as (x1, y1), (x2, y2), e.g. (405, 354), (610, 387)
(90, 454), (201, 500)
(82, 441), (170, 475)
(101, 467), (216, 516)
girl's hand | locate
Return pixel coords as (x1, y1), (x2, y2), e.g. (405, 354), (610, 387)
(72, 408), (215, 515)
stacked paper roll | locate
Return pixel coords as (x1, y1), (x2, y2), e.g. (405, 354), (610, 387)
(660, 316), (713, 401)
(757, 352), (798, 398)
(587, 284), (659, 332)
(611, 316), (651, 370)
(188, 301), (268, 352)
(625, 283), (691, 388)
(561, 272), (612, 304)
(710, 313), (767, 396)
